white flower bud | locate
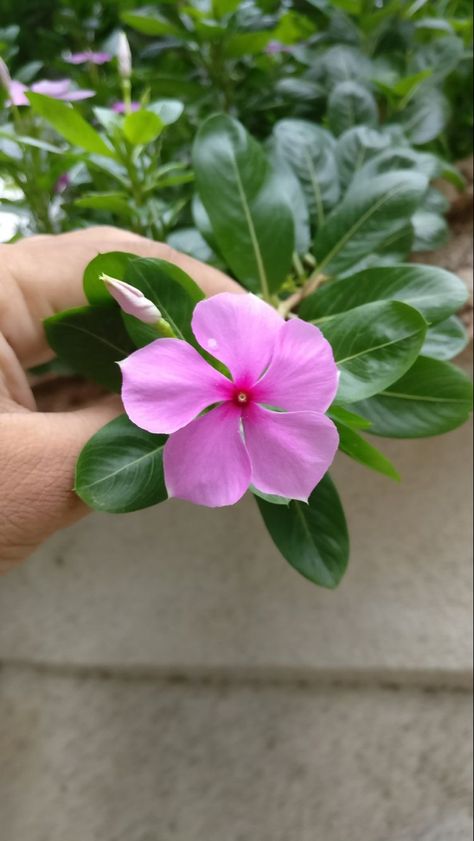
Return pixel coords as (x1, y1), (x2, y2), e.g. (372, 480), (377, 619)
(100, 274), (161, 324)
(0, 57), (12, 94)
(116, 32), (132, 79)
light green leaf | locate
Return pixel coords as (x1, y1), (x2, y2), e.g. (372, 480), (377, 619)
(123, 109), (164, 145)
(27, 93), (116, 158)
(328, 80), (378, 135)
(121, 11), (181, 37)
(421, 316), (469, 361)
(74, 192), (133, 218)
(83, 251), (137, 305)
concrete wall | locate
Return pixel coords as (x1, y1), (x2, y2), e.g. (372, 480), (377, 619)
(0, 406), (472, 840)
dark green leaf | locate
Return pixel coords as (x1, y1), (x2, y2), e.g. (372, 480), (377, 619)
(74, 192), (133, 218)
(335, 126), (391, 190)
(300, 264), (468, 325)
(44, 304), (135, 391)
(353, 357), (473, 438)
(192, 114), (294, 295)
(319, 300), (427, 403)
(399, 88), (450, 145)
(256, 474), (349, 589)
(75, 414), (168, 513)
(314, 170), (428, 276)
(27, 93), (115, 158)
(327, 405), (372, 429)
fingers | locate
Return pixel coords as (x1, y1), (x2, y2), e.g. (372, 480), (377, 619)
(0, 397), (121, 573)
(1, 226), (242, 368)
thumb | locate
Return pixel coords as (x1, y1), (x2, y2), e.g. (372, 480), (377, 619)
(0, 398), (120, 573)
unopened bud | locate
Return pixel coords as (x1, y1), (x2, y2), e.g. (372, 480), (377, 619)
(116, 32), (132, 79)
(101, 274), (161, 324)
(0, 57), (12, 94)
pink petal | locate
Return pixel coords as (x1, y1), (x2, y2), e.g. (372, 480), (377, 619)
(60, 89), (95, 100)
(120, 339), (232, 434)
(164, 403), (251, 507)
(243, 404), (339, 502)
(252, 318), (339, 413)
(7, 80), (29, 106)
(31, 79), (71, 97)
(191, 293), (283, 387)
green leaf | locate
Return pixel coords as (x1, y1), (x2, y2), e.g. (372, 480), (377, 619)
(314, 170), (428, 276)
(250, 487), (290, 506)
(147, 99), (184, 125)
(271, 118), (340, 226)
(121, 11), (181, 37)
(411, 210), (449, 252)
(327, 81), (378, 136)
(399, 88), (450, 145)
(353, 357), (473, 438)
(123, 258), (204, 346)
(421, 316), (469, 361)
(300, 264), (468, 326)
(256, 474), (349, 589)
(327, 405), (372, 429)
(75, 414), (168, 513)
(44, 304), (135, 392)
(74, 192), (133, 218)
(167, 227), (220, 266)
(225, 31), (273, 57)
(335, 422), (400, 480)
(122, 109), (164, 145)
(83, 251), (137, 305)
(27, 93), (115, 158)
(319, 300), (427, 403)
(192, 114), (294, 295)
(0, 129), (64, 154)
(335, 126), (391, 190)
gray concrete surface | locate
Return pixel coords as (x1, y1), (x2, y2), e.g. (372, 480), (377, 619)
(0, 666), (471, 841)
(0, 420), (471, 679)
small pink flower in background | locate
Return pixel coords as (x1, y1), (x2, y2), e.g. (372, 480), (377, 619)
(111, 100), (140, 113)
(120, 293), (340, 508)
(265, 41), (290, 55)
(53, 172), (71, 194)
(64, 50), (111, 65)
(7, 77), (95, 106)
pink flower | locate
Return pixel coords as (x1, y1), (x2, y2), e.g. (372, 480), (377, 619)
(111, 100), (140, 113)
(100, 274), (162, 324)
(7, 78), (95, 106)
(64, 51), (112, 65)
(119, 293), (340, 508)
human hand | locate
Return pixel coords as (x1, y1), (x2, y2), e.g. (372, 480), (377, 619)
(0, 226), (241, 572)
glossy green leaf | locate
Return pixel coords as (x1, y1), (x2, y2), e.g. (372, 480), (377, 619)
(353, 357), (473, 438)
(167, 227), (220, 266)
(192, 114), (294, 295)
(314, 170), (428, 276)
(83, 251), (137, 305)
(421, 316), (469, 361)
(123, 110), (164, 145)
(271, 118), (340, 226)
(300, 264), (468, 326)
(328, 80), (378, 135)
(75, 414), (168, 513)
(399, 88), (450, 145)
(336, 422), (400, 480)
(147, 99), (184, 125)
(27, 93), (115, 158)
(328, 405), (372, 429)
(123, 257), (204, 346)
(256, 474), (349, 589)
(319, 300), (427, 403)
(44, 304), (135, 391)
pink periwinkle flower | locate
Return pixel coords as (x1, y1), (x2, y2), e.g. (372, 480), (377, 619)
(265, 41), (290, 55)
(53, 172), (71, 194)
(119, 293), (340, 508)
(7, 78), (95, 106)
(101, 274), (162, 324)
(64, 51), (112, 65)
(111, 100), (140, 113)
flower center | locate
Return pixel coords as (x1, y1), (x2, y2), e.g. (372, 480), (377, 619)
(237, 391), (248, 404)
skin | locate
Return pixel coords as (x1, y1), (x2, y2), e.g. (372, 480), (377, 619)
(0, 226), (240, 573)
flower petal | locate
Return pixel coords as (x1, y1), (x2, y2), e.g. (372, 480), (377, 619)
(243, 404), (339, 501)
(120, 339), (231, 434)
(164, 403), (251, 507)
(252, 318), (339, 413)
(191, 292), (283, 386)
(7, 80), (29, 106)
